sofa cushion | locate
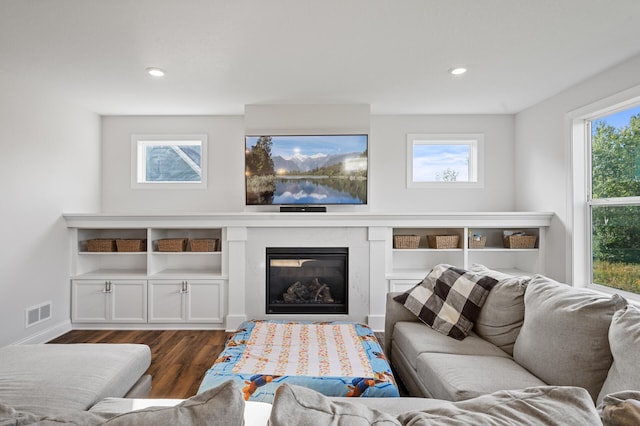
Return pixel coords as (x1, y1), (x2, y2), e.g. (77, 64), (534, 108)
(394, 264), (498, 340)
(393, 321), (510, 370)
(270, 383), (401, 426)
(597, 305), (640, 403)
(270, 383), (600, 426)
(416, 353), (546, 401)
(91, 398), (273, 426)
(598, 390), (640, 426)
(101, 380), (245, 426)
(398, 386), (600, 426)
(0, 402), (112, 425)
(469, 263), (530, 355)
(0, 343), (151, 415)
(513, 275), (627, 402)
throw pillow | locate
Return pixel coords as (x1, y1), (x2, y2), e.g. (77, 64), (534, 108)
(469, 264), (530, 355)
(598, 390), (640, 426)
(102, 380), (244, 426)
(513, 275), (627, 402)
(393, 264), (498, 340)
(269, 383), (401, 426)
(0, 402), (112, 425)
(399, 386), (600, 425)
(597, 305), (640, 403)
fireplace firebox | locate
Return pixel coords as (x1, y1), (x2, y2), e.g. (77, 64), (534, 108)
(266, 247), (348, 314)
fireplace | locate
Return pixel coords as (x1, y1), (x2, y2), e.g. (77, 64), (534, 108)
(266, 247), (348, 314)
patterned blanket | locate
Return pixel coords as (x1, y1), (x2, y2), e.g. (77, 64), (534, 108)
(197, 320), (399, 402)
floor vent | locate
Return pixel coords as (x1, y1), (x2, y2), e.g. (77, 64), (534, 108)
(25, 302), (52, 328)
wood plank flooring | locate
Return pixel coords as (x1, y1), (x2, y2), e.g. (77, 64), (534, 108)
(49, 330), (230, 399)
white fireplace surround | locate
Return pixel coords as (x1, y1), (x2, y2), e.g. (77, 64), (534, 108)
(64, 212), (553, 331)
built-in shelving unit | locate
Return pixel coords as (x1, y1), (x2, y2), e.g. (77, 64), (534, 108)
(64, 212), (553, 331)
(388, 225), (544, 292)
(69, 226), (226, 328)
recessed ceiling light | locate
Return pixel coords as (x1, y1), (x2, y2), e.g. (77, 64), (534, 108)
(146, 67), (166, 77)
(449, 67), (467, 76)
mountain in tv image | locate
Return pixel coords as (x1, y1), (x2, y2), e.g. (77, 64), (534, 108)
(272, 152), (362, 173)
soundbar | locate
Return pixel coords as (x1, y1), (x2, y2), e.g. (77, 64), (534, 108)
(280, 206), (327, 213)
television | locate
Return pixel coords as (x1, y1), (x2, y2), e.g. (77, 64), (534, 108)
(245, 134), (368, 206)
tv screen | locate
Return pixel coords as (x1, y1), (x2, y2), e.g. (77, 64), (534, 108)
(245, 134), (368, 206)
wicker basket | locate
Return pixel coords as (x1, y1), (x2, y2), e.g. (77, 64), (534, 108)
(86, 239), (116, 252)
(503, 235), (537, 249)
(393, 235), (420, 249)
(468, 235), (487, 249)
(116, 239), (146, 252)
(428, 235), (460, 249)
(157, 238), (187, 252)
(189, 238), (218, 252)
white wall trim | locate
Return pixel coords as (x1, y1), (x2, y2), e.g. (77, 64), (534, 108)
(12, 320), (72, 345)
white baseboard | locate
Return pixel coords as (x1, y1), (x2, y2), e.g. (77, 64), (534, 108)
(225, 314), (248, 331)
(13, 320), (72, 345)
(367, 315), (385, 332)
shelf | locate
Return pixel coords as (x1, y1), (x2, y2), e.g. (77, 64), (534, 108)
(152, 251), (221, 255)
(148, 269), (226, 279)
(468, 248), (538, 252)
(393, 248), (463, 252)
(79, 251), (147, 255)
(72, 269), (147, 279)
(386, 269), (431, 280)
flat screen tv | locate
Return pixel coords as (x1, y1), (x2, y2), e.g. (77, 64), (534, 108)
(245, 134), (368, 206)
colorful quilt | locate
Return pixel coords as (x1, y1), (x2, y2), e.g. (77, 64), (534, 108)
(197, 320), (399, 402)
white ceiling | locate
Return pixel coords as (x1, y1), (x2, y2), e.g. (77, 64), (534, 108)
(2, 0), (640, 116)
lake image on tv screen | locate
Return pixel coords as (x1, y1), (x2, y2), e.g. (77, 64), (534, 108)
(245, 135), (368, 205)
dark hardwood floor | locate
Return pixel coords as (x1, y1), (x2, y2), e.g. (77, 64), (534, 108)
(49, 330), (229, 399)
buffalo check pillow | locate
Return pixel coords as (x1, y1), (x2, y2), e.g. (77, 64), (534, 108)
(394, 264), (499, 340)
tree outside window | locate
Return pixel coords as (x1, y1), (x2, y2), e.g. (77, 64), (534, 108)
(589, 105), (640, 294)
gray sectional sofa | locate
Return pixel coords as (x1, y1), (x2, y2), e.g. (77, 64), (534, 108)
(1, 267), (639, 425)
(0, 343), (151, 416)
(385, 265), (639, 407)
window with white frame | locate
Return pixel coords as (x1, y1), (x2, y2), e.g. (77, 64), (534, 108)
(585, 104), (640, 296)
(131, 134), (207, 189)
(406, 134), (484, 188)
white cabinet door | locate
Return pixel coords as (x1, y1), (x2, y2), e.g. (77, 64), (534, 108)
(148, 280), (186, 322)
(186, 280), (224, 323)
(110, 280), (147, 323)
(148, 279), (224, 323)
(72, 280), (109, 322)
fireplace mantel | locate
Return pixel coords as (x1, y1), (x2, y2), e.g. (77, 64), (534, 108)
(64, 211), (554, 331)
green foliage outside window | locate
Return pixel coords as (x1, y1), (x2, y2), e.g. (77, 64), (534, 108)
(591, 113), (640, 293)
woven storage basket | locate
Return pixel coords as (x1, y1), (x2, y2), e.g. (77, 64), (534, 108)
(428, 235), (460, 249)
(503, 235), (537, 249)
(468, 235), (487, 249)
(393, 235), (420, 249)
(157, 238), (187, 252)
(86, 239), (116, 252)
(189, 238), (218, 252)
(116, 239), (146, 252)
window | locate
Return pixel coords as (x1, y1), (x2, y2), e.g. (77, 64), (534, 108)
(406, 134), (484, 188)
(587, 104), (640, 295)
(131, 134), (207, 189)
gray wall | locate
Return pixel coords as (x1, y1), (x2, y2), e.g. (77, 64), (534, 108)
(0, 70), (101, 346)
(100, 112), (517, 213)
(515, 54), (640, 283)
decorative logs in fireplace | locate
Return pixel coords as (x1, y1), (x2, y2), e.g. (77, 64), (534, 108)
(281, 277), (335, 304)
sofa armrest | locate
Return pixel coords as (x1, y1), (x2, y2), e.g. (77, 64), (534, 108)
(384, 292), (420, 361)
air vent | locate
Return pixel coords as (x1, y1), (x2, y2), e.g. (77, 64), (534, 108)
(25, 302), (52, 328)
